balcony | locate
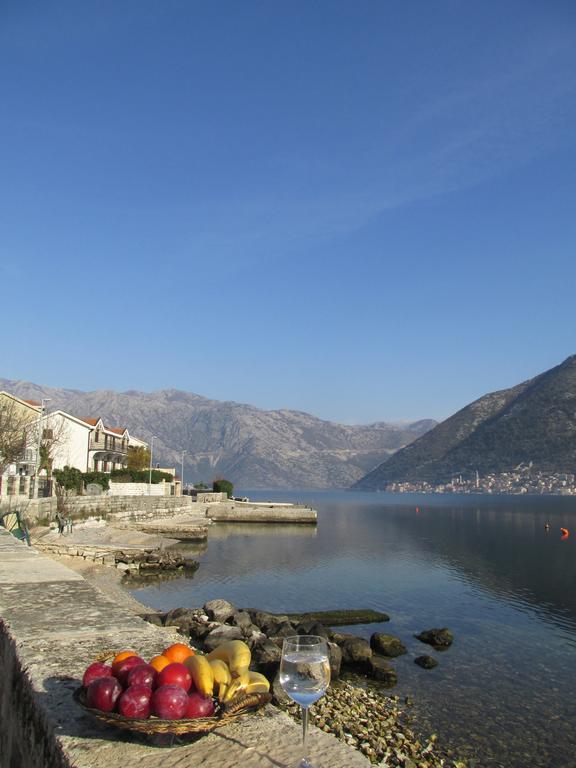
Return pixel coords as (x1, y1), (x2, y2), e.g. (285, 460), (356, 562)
(88, 435), (128, 454)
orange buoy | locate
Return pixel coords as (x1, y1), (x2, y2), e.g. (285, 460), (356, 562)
(560, 527), (569, 539)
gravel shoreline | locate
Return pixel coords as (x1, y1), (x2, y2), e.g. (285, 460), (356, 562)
(276, 680), (466, 767)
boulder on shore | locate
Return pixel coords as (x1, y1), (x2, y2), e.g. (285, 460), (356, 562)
(340, 637), (372, 668)
(204, 599), (237, 623)
(368, 655), (398, 687)
(203, 623), (244, 650)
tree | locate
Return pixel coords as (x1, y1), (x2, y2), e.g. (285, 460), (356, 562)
(0, 398), (33, 475)
(127, 446), (151, 471)
(213, 478), (233, 497)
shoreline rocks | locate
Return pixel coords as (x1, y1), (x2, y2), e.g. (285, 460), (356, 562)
(139, 601), (460, 765)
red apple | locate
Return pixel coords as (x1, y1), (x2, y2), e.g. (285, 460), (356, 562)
(118, 684), (153, 719)
(186, 692), (215, 718)
(127, 663), (158, 689)
(113, 655), (146, 687)
(86, 676), (123, 712)
(82, 662), (113, 688)
(157, 662), (192, 692)
(151, 684), (189, 719)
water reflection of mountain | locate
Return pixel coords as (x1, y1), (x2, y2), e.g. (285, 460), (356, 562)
(323, 497), (576, 632)
(208, 523), (317, 540)
(135, 493), (576, 635)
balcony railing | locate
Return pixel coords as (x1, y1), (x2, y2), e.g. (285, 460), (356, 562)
(88, 436), (128, 454)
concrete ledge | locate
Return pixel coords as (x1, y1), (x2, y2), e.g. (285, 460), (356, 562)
(0, 528), (369, 768)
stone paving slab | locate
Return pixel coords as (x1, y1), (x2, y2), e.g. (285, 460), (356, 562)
(0, 534), (36, 551)
(0, 548), (41, 561)
(0, 558), (85, 586)
(0, 581), (152, 636)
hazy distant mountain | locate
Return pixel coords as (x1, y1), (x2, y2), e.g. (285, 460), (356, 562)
(354, 355), (576, 489)
(0, 378), (435, 489)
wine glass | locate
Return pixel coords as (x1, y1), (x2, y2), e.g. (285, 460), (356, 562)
(279, 635), (331, 768)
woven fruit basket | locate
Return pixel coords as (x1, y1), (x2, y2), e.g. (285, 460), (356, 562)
(74, 686), (272, 736)
(75, 643), (272, 739)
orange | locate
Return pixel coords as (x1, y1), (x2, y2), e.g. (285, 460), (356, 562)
(149, 654), (171, 673)
(162, 642), (195, 664)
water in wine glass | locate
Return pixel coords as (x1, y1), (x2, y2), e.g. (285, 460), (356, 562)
(280, 647), (330, 707)
(280, 636), (330, 768)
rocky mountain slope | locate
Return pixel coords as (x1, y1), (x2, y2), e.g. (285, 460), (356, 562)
(354, 355), (576, 489)
(0, 378), (434, 489)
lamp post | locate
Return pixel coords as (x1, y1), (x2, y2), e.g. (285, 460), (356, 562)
(181, 450), (187, 495)
(148, 435), (157, 495)
(34, 398), (51, 497)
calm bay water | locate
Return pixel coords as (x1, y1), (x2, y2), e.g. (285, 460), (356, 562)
(131, 491), (576, 767)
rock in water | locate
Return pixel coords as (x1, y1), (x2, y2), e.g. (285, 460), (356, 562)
(370, 633), (407, 657)
(414, 655), (439, 669)
(415, 627), (453, 649)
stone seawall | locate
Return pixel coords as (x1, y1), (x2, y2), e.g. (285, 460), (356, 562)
(0, 494), (196, 526)
(0, 528), (369, 768)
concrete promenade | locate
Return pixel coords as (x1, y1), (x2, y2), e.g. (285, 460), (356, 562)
(0, 528), (370, 768)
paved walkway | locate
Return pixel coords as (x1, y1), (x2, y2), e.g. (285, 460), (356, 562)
(0, 528), (371, 768)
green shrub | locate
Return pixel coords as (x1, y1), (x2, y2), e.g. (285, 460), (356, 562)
(82, 471), (110, 491)
(110, 468), (173, 484)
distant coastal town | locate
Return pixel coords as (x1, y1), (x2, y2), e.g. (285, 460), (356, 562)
(384, 466), (576, 495)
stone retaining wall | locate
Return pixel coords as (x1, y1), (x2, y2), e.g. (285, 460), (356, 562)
(0, 494), (195, 526)
(108, 482), (169, 497)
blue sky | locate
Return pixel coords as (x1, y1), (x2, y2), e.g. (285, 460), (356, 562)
(1, 1), (575, 423)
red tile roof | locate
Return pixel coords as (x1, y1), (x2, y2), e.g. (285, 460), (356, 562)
(80, 418), (100, 426)
(23, 399), (41, 406)
(108, 427), (127, 435)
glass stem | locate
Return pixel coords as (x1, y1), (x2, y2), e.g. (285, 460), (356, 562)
(301, 705), (309, 763)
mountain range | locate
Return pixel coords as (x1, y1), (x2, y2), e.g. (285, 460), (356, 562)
(354, 355), (576, 490)
(0, 378), (435, 489)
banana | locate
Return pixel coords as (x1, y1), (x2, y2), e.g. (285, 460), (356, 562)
(221, 670), (251, 703)
(184, 654), (215, 696)
(221, 670), (270, 703)
(206, 640), (251, 677)
(209, 658), (232, 686)
(209, 658), (232, 701)
(244, 671), (270, 694)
